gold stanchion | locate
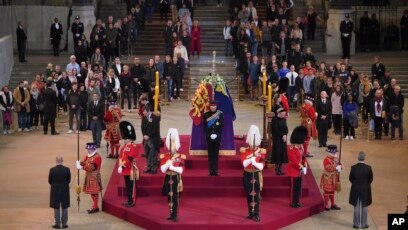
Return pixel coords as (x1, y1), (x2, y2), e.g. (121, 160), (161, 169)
(162, 80), (170, 106)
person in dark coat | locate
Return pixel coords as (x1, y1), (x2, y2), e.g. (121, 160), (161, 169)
(359, 12), (370, 52)
(16, 20), (27, 62)
(369, 89), (388, 140)
(50, 17), (63, 56)
(43, 80), (59, 135)
(316, 91), (332, 147)
(349, 152), (373, 229)
(141, 104), (161, 174)
(270, 106), (288, 175)
(88, 92), (105, 147)
(48, 156), (71, 229)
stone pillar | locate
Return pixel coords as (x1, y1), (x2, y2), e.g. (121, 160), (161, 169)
(68, 0), (95, 53)
(325, 0), (355, 56)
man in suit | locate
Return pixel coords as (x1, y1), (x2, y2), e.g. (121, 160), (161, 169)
(48, 156), (71, 229)
(112, 57), (124, 77)
(349, 152), (373, 229)
(275, 31), (290, 62)
(316, 91), (332, 147)
(371, 56), (386, 85)
(203, 101), (224, 176)
(88, 93), (105, 147)
(43, 80), (59, 135)
(340, 13), (354, 60)
(141, 104), (161, 174)
(16, 20), (27, 62)
(50, 18), (63, 57)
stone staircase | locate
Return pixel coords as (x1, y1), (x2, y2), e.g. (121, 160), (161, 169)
(98, 0), (128, 22)
(188, 3), (239, 101)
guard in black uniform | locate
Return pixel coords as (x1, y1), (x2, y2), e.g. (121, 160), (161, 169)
(203, 101), (224, 176)
(340, 13), (354, 60)
(71, 15), (84, 46)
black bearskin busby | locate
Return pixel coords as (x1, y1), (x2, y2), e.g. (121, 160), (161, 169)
(290, 126), (308, 144)
(277, 77), (289, 94)
(119, 121), (136, 141)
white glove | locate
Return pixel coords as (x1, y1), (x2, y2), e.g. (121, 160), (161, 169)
(210, 134), (217, 140)
(169, 164), (175, 171)
(117, 166), (123, 174)
(302, 167), (307, 175)
(336, 165), (342, 173)
(251, 156), (257, 164)
(76, 160), (82, 170)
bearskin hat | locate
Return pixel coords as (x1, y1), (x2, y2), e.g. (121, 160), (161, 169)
(119, 121), (136, 141)
(277, 77), (289, 94)
(290, 126), (308, 144)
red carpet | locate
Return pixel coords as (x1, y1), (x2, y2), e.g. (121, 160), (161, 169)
(102, 135), (324, 230)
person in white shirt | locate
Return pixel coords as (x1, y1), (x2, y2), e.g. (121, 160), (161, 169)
(286, 65), (298, 108)
(173, 40), (189, 62)
(223, 20), (233, 56)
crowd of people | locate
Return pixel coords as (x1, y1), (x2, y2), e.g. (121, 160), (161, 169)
(3, 1), (408, 229)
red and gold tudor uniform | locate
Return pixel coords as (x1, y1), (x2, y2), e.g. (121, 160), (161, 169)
(160, 152), (186, 222)
(240, 146), (266, 222)
(77, 143), (102, 214)
(287, 126), (308, 208)
(320, 145), (341, 210)
(118, 142), (139, 207)
(103, 100), (122, 158)
(300, 97), (317, 157)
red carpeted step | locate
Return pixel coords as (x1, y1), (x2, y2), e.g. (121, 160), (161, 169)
(103, 135), (324, 229)
(103, 195), (323, 230)
(121, 185), (309, 198)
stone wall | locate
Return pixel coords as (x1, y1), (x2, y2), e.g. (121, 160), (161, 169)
(0, 5), (69, 51)
(0, 35), (13, 88)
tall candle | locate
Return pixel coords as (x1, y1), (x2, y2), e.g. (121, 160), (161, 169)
(262, 71), (267, 96)
(155, 71), (159, 87)
(268, 84), (272, 111)
(154, 86), (159, 112)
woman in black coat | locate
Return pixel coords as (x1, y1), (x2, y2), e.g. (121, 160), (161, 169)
(270, 106), (288, 175)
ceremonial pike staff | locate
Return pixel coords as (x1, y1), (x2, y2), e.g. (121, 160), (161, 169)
(76, 115), (81, 212)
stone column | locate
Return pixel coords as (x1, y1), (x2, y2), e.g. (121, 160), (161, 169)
(325, 0), (355, 56)
(68, 0), (95, 53)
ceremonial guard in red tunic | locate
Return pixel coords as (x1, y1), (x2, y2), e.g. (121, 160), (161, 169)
(103, 99), (122, 158)
(300, 95), (317, 157)
(320, 145), (342, 211)
(160, 128), (186, 222)
(287, 126), (308, 208)
(240, 125), (266, 222)
(118, 121), (139, 207)
(76, 143), (102, 214)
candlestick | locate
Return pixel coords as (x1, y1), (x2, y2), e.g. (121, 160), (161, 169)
(154, 86), (159, 112)
(155, 71), (159, 88)
(262, 71), (267, 96)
